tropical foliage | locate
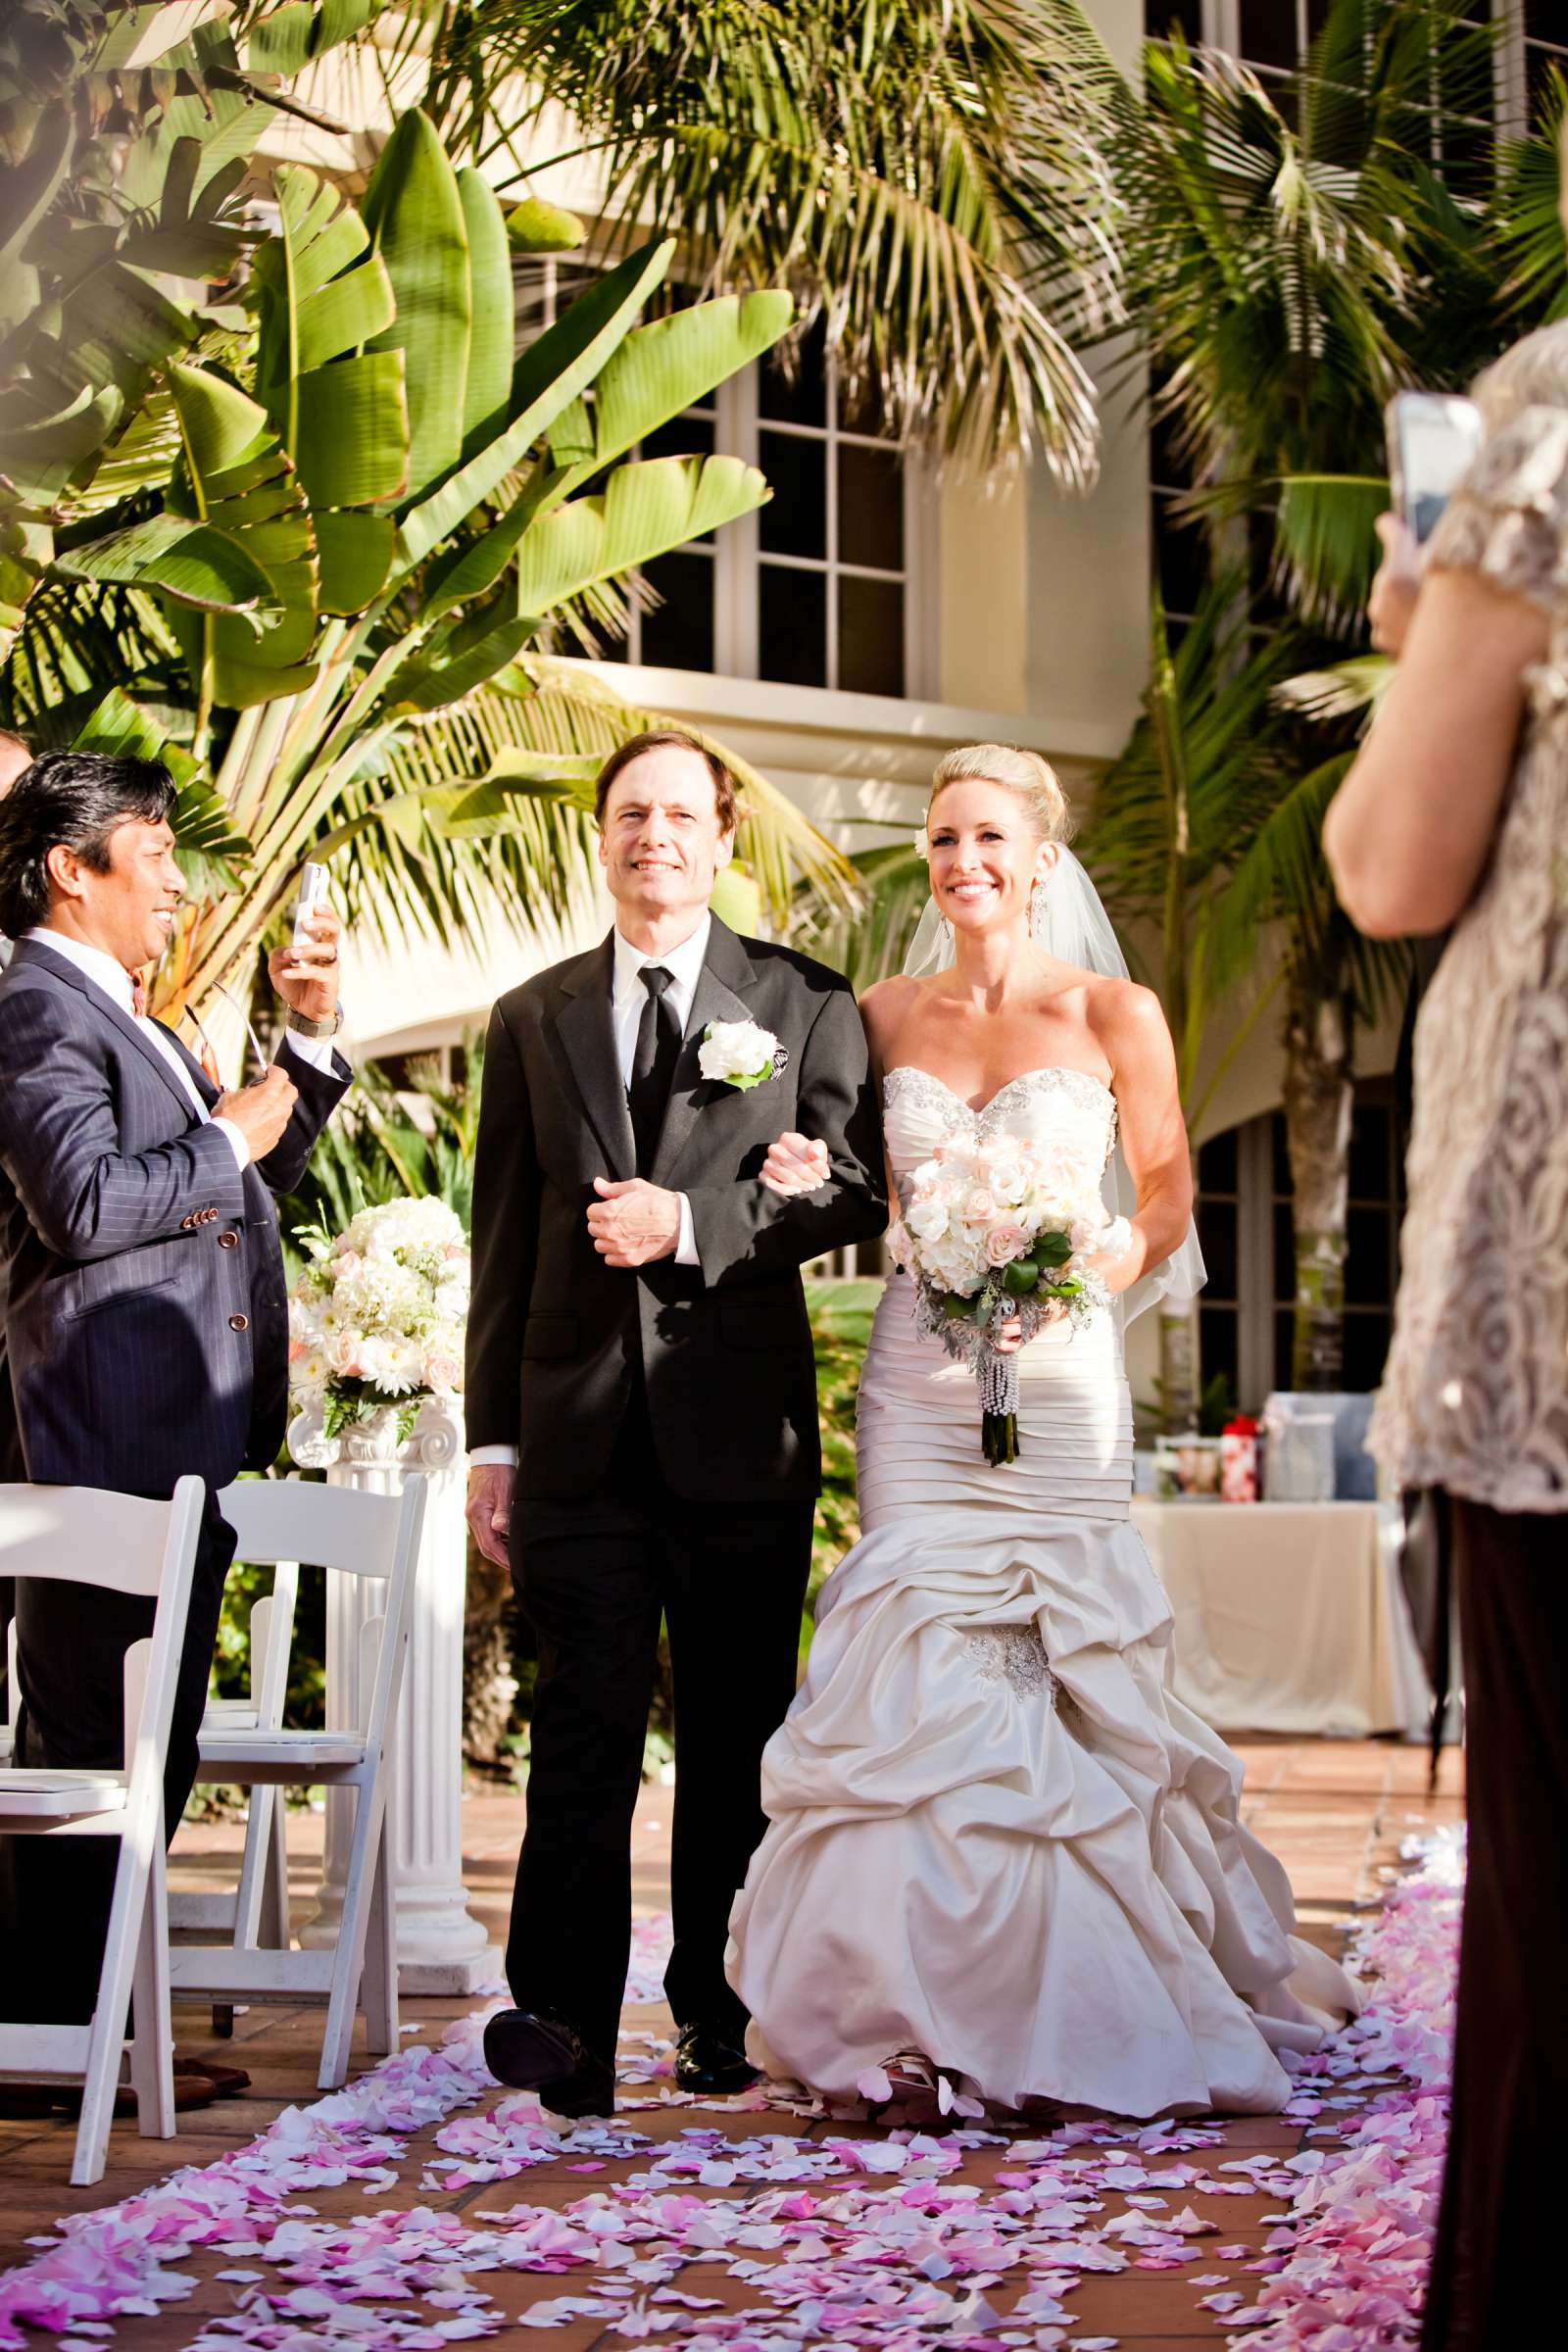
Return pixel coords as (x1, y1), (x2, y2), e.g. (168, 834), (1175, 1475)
(1124, 0), (1564, 632)
(0, 2), (853, 1034)
(391, 0), (1128, 476)
(1096, 0), (1564, 1401)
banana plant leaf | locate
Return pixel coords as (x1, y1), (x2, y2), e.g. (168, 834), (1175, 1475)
(362, 112), (480, 505)
(393, 235), (675, 575)
(511, 455), (771, 614)
(51, 513), (276, 615)
(166, 365), (320, 706)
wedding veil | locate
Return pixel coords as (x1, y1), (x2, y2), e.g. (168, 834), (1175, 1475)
(902, 845), (1206, 1329)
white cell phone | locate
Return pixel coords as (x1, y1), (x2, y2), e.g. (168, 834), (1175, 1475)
(1386, 391), (1483, 547)
(292, 860), (329, 947)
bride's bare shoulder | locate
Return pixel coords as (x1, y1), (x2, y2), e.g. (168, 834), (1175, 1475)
(1081, 972), (1174, 1069)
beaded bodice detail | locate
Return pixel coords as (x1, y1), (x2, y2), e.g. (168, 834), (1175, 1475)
(881, 1065), (1118, 1214)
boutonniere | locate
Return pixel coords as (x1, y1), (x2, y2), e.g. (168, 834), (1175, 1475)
(698, 1018), (787, 1092)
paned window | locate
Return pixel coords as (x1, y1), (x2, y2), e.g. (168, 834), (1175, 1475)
(515, 267), (933, 698)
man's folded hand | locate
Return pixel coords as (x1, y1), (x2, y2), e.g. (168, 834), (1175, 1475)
(466, 1463), (514, 1566)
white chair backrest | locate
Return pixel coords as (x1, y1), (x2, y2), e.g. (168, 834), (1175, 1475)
(0, 1482), (199, 1597)
(214, 1474), (427, 1748)
(216, 1479), (405, 1578)
(0, 1478), (204, 1804)
(249, 1567), (299, 1723)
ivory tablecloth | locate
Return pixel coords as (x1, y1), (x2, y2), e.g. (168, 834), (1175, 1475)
(1130, 1498), (1431, 1739)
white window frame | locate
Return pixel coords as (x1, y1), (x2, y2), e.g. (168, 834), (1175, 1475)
(516, 259), (938, 700)
(633, 365), (938, 700)
(1498, 0), (1568, 138)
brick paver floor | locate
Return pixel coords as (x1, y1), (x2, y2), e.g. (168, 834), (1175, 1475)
(0, 1739), (1463, 2348)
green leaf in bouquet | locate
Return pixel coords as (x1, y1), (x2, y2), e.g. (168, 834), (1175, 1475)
(1031, 1229), (1073, 1268)
(1002, 1259), (1040, 1296)
(943, 1291), (980, 1319)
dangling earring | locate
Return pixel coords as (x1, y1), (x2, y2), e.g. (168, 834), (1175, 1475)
(1028, 879), (1049, 939)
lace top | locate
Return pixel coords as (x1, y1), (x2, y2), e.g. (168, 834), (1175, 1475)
(1371, 321), (1568, 1511)
(882, 1064), (1118, 1211)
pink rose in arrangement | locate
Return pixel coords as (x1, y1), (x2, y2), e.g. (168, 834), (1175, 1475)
(962, 1188), (999, 1225)
(985, 1223), (1027, 1266)
(423, 1352), (463, 1394)
(328, 1330), (362, 1376)
(332, 1246), (363, 1274)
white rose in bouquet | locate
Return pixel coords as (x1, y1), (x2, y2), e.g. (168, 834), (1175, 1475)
(893, 1129), (1117, 1465)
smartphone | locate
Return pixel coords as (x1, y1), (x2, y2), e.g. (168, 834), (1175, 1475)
(1386, 391), (1484, 547)
(292, 859), (329, 948)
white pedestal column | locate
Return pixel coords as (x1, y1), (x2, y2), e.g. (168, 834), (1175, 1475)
(290, 1396), (499, 1993)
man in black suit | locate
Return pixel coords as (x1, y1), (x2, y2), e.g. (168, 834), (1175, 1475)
(0, 751), (350, 2027)
(466, 728), (886, 2116)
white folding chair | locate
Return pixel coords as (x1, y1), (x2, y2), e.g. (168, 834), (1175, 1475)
(169, 1476), (425, 2088)
(0, 1477), (204, 2184)
(168, 1521), (300, 2023)
(0, 1619), (17, 1763)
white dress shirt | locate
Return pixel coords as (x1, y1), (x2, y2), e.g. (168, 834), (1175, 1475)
(24, 926), (338, 1170)
(470, 916), (710, 1474)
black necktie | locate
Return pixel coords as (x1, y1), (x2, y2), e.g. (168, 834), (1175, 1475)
(628, 963), (681, 1175)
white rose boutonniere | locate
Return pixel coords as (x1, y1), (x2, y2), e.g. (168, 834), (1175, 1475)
(698, 1017), (785, 1092)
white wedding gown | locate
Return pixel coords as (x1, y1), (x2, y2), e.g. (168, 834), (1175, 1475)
(726, 1065), (1361, 2117)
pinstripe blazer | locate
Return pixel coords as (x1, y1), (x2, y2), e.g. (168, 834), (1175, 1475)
(0, 935), (19, 1482)
(0, 937), (349, 1495)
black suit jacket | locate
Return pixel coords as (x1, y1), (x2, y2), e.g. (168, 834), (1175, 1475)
(0, 938), (349, 1495)
(466, 917), (887, 1502)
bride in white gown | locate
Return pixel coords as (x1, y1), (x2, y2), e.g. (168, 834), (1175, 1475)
(726, 744), (1360, 2119)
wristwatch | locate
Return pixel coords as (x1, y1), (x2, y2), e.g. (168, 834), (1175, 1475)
(286, 1004), (345, 1040)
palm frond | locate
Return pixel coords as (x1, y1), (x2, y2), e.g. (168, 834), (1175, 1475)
(1089, 579), (1302, 918)
(321, 654), (858, 947)
(1270, 474), (1390, 634)
(792, 838), (930, 985)
(1274, 655), (1393, 725)
(408, 0), (1127, 474)
(1493, 66), (1568, 324)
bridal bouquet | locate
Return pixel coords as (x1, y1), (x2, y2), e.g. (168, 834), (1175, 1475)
(289, 1197), (470, 1442)
(886, 1132), (1128, 1465)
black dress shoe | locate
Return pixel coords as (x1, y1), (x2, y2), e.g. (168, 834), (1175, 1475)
(482, 2009), (614, 2117)
(672, 2022), (760, 2097)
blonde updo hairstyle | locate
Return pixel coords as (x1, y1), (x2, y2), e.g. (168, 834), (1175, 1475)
(926, 743), (1076, 846)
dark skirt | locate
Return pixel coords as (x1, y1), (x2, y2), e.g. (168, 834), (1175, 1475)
(1420, 1494), (1568, 2350)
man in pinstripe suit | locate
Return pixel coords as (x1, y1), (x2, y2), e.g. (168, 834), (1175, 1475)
(0, 751), (350, 2026)
(0, 725), (33, 1728)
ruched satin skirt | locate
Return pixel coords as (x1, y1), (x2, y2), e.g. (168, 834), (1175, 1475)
(725, 1279), (1361, 2117)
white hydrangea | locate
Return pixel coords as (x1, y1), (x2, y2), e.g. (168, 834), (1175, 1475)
(289, 1197), (471, 1432)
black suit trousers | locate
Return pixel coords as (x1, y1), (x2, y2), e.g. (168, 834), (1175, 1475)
(507, 1389), (811, 2065)
(1419, 1495), (1568, 2351)
(0, 1491), (237, 2024)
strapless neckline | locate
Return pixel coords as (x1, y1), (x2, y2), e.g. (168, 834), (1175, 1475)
(882, 1063), (1116, 1121)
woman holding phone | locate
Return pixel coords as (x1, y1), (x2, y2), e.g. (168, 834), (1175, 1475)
(1323, 132), (1568, 2351)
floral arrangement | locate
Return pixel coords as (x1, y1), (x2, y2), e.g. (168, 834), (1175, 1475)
(289, 1197), (469, 1443)
(887, 1129), (1128, 1464)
